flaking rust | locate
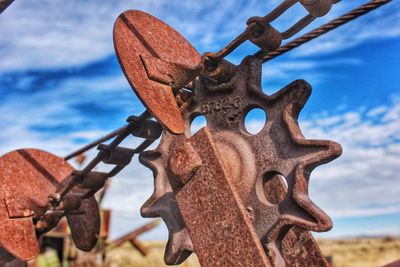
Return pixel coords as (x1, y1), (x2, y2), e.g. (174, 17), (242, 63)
(173, 128), (272, 267)
(114, 10), (201, 134)
(0, 149), (100, 263)
(0, 149), (72, 261)
(140, 56), (342, 266)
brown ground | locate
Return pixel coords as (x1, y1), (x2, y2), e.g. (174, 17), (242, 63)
(106, 237), (400, 267)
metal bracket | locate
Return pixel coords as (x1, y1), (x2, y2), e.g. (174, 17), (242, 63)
(173, 127), (272, 267)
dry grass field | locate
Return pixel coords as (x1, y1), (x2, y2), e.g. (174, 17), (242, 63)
(105, 242), (200, 267)
(106, 237), (400, 267)
(318, 236), (400, 267)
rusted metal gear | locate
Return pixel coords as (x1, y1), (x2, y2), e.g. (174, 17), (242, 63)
(140, 56), (342, 266)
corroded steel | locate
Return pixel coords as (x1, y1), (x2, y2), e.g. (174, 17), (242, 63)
(140, 56), (341, 266)
(66, 194), (100, 251)
(114, 10), (201, 134)
(174, 128), (272, 267)
(0, 1), (389, 265)
(281, 226), (330, 266)
(0, 149), (100, 261)
(0, 149), (72, 260)
(51, 112), (159, 211)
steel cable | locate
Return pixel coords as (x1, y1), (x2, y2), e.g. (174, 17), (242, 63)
(257, 0), (392, 62)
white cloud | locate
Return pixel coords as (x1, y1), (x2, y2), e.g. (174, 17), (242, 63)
(300, 97), (400, 220)
(367, 106), (387, 117)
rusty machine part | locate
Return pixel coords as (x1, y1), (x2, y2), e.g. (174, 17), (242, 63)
(114, 10), (202, 134)
(113, 2), (341, 135)
(0, 0), (389, 266)
(0, 109), (162, 264)
(139, 56), (342, 266)
(49, 111), (162, 207)
(109, 2), (344, 266)
(0, 149), (100, 262)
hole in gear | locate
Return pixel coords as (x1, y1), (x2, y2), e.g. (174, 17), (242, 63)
(244, 107), (267, 135)
(263, 171), (288, 205)
(190, 115), (207, 135)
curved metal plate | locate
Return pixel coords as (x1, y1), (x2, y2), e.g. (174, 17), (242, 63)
(114, 10), (201, 134)
(66, 192), (100, 251)
(0, 149), (73, 260)
(47, 172), (101, 252)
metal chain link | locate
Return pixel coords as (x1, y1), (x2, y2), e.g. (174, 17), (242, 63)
(258, 0), (392, 62)
(45, 110), (162, 214)
(202, 0), (340, 63)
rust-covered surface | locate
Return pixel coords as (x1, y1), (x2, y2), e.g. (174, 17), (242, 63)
(140, 56), (341, 266)
(175, 128), (271, 267)
(66, 194), (100, 251)
(0, 149), (100, 262)
(0, 0), (388, 265)
(114, 10), (201, 134)
(281, 226), (329, 266)
(0, 149), (72, 261)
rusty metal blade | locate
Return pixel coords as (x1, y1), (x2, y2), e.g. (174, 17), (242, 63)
(113, 10), (201, 134)
(66, 196), (100, 251)
(174, 127), (272, 267)
(55, 177), (101, 252)
(0, 149), (73, 260)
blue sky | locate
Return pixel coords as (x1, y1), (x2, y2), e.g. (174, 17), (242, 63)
(0, 0), (399, 240)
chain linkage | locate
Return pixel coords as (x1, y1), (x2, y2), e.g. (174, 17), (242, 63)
(259, 0), (392, 62)
(160, 0), (391, 98)
(207, 0), (338, 60)
(197, 0), (339, 80)
(35, 111), (162, 228)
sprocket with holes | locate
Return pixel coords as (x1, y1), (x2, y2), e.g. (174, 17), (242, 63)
(139, 56), (342, 266)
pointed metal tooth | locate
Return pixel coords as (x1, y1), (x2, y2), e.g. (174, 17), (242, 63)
(139, 149), (193, 265)
(165, 228), (193, 265)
